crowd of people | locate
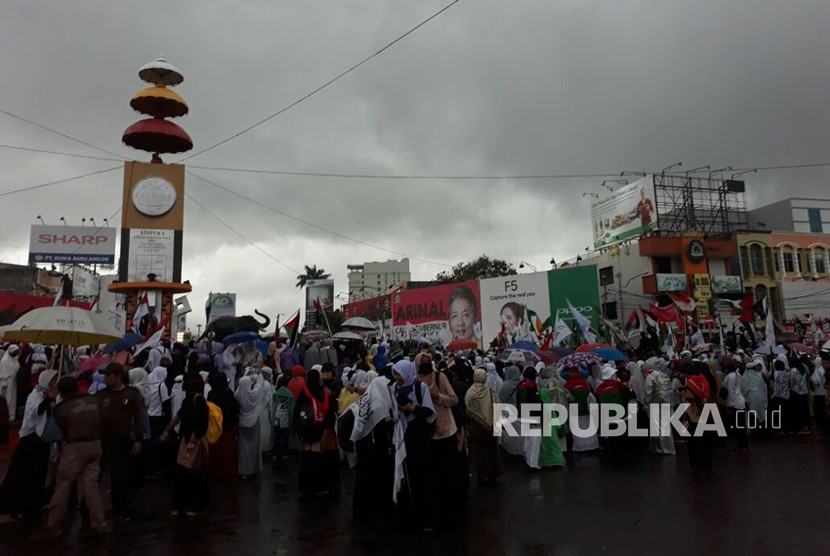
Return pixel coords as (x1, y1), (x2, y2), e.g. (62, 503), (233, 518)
(0, 331), (828, 540)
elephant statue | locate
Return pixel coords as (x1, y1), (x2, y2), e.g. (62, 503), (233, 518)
(200, 310), (271, 342)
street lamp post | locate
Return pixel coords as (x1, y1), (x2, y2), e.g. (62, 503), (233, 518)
(518, 261), (537, 272)
(196, 324), (202, 337)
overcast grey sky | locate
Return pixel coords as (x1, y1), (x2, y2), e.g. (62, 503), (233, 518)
(1, 0), (829, 327)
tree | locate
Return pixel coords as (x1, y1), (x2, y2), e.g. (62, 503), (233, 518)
(295, 264), (331, 289)
(434, 255), (517, 284)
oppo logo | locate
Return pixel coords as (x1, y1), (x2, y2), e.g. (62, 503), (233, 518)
(556, 306), (595, 315)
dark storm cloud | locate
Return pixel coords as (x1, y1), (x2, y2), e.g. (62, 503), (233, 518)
(1, 0), (829, 324)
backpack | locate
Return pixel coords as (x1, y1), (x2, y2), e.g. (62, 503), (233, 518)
(337, 408), (356, 453)
(297, 389), (330, 444)
(206, 401), (223, 444)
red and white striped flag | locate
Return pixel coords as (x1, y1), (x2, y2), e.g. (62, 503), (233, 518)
(132, 292), (150, 332)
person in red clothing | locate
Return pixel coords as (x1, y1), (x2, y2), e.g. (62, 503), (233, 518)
(636, 188), (654, 226)
(287, 364), (306, 399)
(564, 367), (599, 453)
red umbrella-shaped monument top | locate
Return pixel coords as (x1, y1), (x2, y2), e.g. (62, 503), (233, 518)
(122, 118), (193, 154)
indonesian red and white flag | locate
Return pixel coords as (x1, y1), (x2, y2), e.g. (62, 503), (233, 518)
(669, 292), (696, 312)
(132, 292), (150, 332)
(89, 294), (100, 312)
(134, 313), (172, 354)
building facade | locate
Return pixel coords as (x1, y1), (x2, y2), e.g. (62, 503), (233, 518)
(748, 198), (830, 234)
(347, 258), (411, 301)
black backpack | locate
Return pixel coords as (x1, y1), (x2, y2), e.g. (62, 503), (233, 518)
(296, 390), (329, 444)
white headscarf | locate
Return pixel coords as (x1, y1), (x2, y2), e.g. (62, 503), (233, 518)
(171, 375), (185, 425)
(601, 364), (618, 381)
(485, 362), (503, 392)
(627, 361), (646, 403)
(0, 346), (21, 379)
(128, 368), (153, 403)
(364, 370), (378, 385)
(352, 370), (369, 389)
(350, 377), (395, 442)
(235, 375), (266, 428)
(20, 370), (58, 437)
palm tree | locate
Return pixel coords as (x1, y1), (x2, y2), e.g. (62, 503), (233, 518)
(295, 264), (331, 289)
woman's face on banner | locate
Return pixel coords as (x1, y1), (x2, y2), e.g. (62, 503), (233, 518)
(449, 297), (476, 340)
(501, 307), (520, 332)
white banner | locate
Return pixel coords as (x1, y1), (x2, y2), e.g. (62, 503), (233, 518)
(127, 229), (174, 282)
(29, 225), (116, 264)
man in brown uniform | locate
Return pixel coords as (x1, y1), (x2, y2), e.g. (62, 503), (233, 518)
(37, 376), (108, 539)
(97, 362), (143, 520)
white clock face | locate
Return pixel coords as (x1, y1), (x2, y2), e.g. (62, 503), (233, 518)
(132, 177), (177, 217)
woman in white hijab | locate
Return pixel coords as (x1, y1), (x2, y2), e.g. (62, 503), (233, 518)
(235, 374), (266, 477)
(0, 345), (22, 420)
(170, 375), (185, 433)
(485, 362), (503, 392)
(0, 369), (57, 518)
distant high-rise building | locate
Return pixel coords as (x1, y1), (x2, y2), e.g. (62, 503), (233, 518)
(348, 259), (411, 301)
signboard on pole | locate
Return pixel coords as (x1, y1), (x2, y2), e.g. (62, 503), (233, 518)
(126, 229), (175, 282)
(28, 225), (116, 264)
(305, 280), (334, 330)
(206, 293), (236, 324)
(590, 176), (656, 249)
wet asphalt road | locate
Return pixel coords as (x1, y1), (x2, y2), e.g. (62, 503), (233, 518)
(1, 436), (828, 555)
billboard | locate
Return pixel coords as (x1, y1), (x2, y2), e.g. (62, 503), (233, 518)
(590, 176), (656, 248)
(711, 275), (743, 294)
(480, 272), (550, 348)
(656, 274), (688, 292)
(548, 266), (601, 332)
(71, 266), (100, 299)
(306, 279), (334, 329)
(29, 225), (116, 264)
(206, 292), (236, 324)
(391, 281), (481, 347)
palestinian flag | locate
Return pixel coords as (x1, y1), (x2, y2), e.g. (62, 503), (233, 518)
(526, 308), (545, 337)
(717, 295), (754, 324)
(626, 310), (641, 331)
(283, 311), (301, 348)
(641, 308), (658, 329)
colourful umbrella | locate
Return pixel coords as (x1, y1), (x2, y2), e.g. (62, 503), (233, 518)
(590, 347), (627, 361)
(77, 354), (111, 373)
(509, 341), (540, 352)
(537, 351), (561, 364)
(576, 343), (613, 353)
(497, 349), (542, 367)
(557, 352), (603, 368)
(788, 342), (814, 353)
(447, 338), (479, 351)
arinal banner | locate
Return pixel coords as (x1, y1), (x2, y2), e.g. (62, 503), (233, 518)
(480, 272), (551, 348)
(206, 292), (236, 324)
(548, 266), (601, 332)
(29, 225), (116, 264)
(591, 175), (656, 248)
(392, 281), (481, 347)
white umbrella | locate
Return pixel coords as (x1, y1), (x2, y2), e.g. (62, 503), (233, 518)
(1, 306), (123, 346)
(333, 330), (364, 341)
(341, 317), (377, 331)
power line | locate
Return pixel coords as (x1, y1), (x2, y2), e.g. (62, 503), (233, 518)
(187, 171), (451, 268)
(184, 191), (301, 275)
(0, 165), (121, 198)
(0, 143), (123, 162)
(0, 108), (128, 160)
(179, 0), (461, 162)
(188, 164), (624, 181)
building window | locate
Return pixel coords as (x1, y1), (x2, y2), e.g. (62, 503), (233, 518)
(654, 257), (672, 274)
(599, 266), (614, 286)
(739, 246), (750, 279)
(602, 302), (618, 320)
(808, 208), (823, 233)
(816, 248), (827, 274)
(749, 244), (764, 276)
(783, 251), (795, 273)
(765, 247), (776, 279)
